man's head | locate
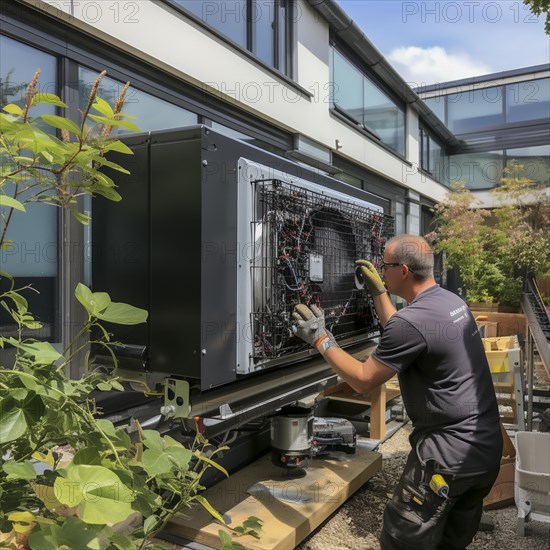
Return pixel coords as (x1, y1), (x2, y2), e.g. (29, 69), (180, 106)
(382, 235), (435, 299)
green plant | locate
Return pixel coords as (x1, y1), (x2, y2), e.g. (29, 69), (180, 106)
(427, 166), (550, 307)
(0, 70), (230, 549)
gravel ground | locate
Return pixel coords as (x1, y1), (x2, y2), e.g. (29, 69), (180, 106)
(296, 422), (550, 550)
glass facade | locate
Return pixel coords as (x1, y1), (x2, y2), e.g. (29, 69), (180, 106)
(419, 126), (445, 183)
(448, 151), (504, 189)
(0, 35), (59, 340)
(506, 144), (550, 186)
(424, 77), (550, 130)
(332, 49), (405, 155)
(447, 86), (504, 132)
(506, 78), (550, 123)
(423, 95), (445, 122)
(78, 67), (197, 133)
(174, 0), (291, 75)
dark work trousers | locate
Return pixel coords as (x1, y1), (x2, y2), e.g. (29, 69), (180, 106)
(380, 450), (500, 550)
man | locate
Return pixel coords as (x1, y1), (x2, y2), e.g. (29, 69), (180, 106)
(293, 234), (502, 550)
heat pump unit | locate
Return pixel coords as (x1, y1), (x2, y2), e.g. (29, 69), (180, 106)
(93, 126), (393, 390)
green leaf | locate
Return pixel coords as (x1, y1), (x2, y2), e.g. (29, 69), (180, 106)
(92, 97), (114, 118)
(194, 494), (226, 524)
(0, 195), (26, 211)
(2, 103), (24, 116)
(195, 452), (229, 478)
(103, 140), (134, 155)
(40, 114), (82, 136)
(92, 185), (122, 201)
(75, 283), (94, 314)
(142, 430), (164, 452)
(96, 302), (148, 325)
(93, 157), (131, 175)
(54, 464), (135, 525)
(70, 208), (91, 225)
(8, 339), (63, 365)
(32, 93), (68, 108)
(2, 460), (37, 481)
(72, 446), (103, 466)
(0, 405), (27, 443)
(143, 514), (161, 536)
(11, 388), (29, 400)
(90, 291), (111, 315)
(87, 114), (140, 132)
(141, 448), (173, 476)
(218, 530), (233, 546)
(166, 446), (193, 469)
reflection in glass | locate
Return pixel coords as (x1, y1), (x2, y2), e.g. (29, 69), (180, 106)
(424, 96), (446, 123)
(332, 48), (405, 155)
(448, 151), (504, 189)
(175, 0), (247, 48)
(332, 50), (363, 122)
(506, 78), (550, 123)
(255, 0), (275, 66)
(0, 35), (59, 341)
(78, 67), (197, 133)
(506, 145), (550, 186)
(447, 87), (504, 133)
(364, 77), (405, 155)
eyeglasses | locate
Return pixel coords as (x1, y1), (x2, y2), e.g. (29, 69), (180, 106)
(380, 262), (416, 273)
(381, 262), (401, 271)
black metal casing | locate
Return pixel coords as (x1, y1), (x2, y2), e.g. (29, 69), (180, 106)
(93, 126), (391, 390)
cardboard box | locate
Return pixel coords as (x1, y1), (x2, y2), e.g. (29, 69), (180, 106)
(483, 422), (516, 509)
(483, 458), (515, 509)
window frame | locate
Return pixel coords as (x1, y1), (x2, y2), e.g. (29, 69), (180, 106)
(419, 125), (446, 184)
(330, 45), (407, 158)
(166, 0), (295, 79)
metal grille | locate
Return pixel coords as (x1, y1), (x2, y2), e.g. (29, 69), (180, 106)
(251, 179), (394, 363)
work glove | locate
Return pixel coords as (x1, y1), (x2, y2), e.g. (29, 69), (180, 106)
(355, 259), (386, 296)
(292, 304), (338, 356)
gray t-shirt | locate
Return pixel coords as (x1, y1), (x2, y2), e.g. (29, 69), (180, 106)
(373, 284), (502, 476)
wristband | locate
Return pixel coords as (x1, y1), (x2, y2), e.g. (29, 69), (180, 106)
(314, 335), (338, 356)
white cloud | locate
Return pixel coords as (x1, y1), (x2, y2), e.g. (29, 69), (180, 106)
(387, 46), (493, 87)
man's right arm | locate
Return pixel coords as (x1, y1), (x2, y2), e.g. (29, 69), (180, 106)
(356, 260), (397, 327)
(372, 292), (397, 327)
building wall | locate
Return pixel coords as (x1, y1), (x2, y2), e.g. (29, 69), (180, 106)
(23, 0), (448, 203)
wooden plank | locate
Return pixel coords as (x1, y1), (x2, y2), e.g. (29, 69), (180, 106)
(369, 384), (386, 440)
(322, 380), (401, 439)
(165, 447), (382, 549)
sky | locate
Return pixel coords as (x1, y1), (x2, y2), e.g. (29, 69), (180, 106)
(336, 0), (550, 86)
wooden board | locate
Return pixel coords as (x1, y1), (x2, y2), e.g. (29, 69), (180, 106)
(165, 447), (382, 549)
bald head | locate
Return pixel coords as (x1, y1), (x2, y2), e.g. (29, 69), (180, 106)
(385, 235), (434, 282)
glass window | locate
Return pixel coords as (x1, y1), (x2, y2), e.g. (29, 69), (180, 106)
(255, 1), (275, 66)
(277, 0), (290, 75)
(448, 151), (504, 189)
(0, 35), (59, 341)
(176, 0), (247, 48)
(332, 50), (363, 122)
(423, 95), (445, 123)
(209, 121), (283, 154)
(332, 48), (405, 155)
(78, 67), (197, 133)
(363, 77), (405, 155)
(333, 172), (362, 188)
(506, 78), (550, 123)
(419, 126), (445, 183)
(175, 0), (291, 75)
(429, 136), (443, 177)
(447, 87), (504, 133)
(506, 145), (550, 186)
